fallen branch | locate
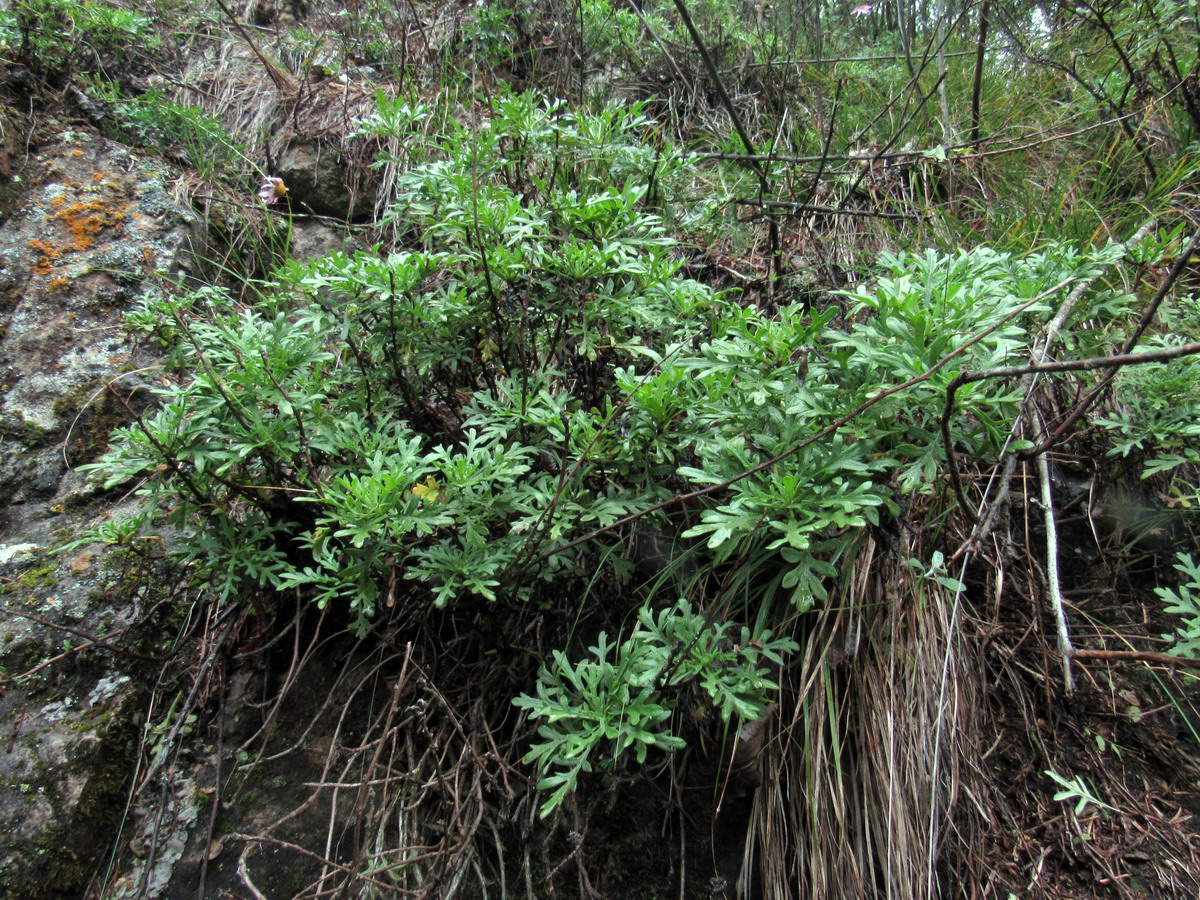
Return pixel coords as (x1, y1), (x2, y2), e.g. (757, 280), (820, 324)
(696, 113), (1139, 166)
(1, 607), (158, 673)
(1073, 649), (1200, 670)
(945, 217), (1160, 535)
(737, 198), (920, 220)
(941, 340), (1200, 516)
(1024, 222), (1200, 457)
(211, 0), (298, 93)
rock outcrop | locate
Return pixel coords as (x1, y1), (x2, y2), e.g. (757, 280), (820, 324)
(0, 132), (197, 899)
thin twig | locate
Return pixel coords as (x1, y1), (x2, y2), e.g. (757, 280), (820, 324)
(948, 339), (1200, 395)
(2, 607), (158, 673)
(237, 843), (270, 900)
(726, 47), (988, 68)
(669, 0), (764, 182)
(802, 78), (842, 214)
(839, 71), (948, 210)
(138, 606), (242, 791)
(1034, 410), (1075, 694)
(668, 0), (779, 277)
(196, 684), (226, 898)
(210, 0), (297, 92)
(1073, 649), (1200, 669)
(345, 643), (414, 890)
(62, 366), (162, 469)
(737, 198), (920, 220)
(697, 113), (1140, 166)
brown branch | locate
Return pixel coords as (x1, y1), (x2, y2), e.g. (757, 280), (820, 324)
(941, 340), (1200, 516)
(3, 607), (159, 676)
(697, 114), (1139, 167)
(970, 2), (991, 145)
(1074, 649), (1200, 670)
(210, 0), (297, 93)
(668, 0), (780, 279)
(669, 0), (764, 182)
(950, 341), (1200, 394)
(727, 48), (987, 68)
(737, 198), (920, 221)
(1022, 222), (1200, 458)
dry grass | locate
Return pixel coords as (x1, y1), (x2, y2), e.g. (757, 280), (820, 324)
(169, 33), (385, 216)
(742, 527), (989, 900)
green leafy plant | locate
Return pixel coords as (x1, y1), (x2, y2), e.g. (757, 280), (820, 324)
(1045, 769), (1117, 817)
(84, 86), (1145, 819)
(80, 80), (248, 182)
(464, 3), (523, 66)
(2, 0), (159, 74)
(514, 598), (796, 816)
(85, 94), (714, 637)
(1154, 553), (1200, 658)
(647, 245), (1088, 608)
(1096, 332), (1200, 477)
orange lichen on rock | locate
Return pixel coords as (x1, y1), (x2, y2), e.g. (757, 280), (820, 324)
(28, 185), (130, 275)
(28, 238), (62, 275)
(48, 276), (71, 292)
(54, 197), (128, 252)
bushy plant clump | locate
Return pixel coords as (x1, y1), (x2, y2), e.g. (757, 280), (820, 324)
(97, 96), (715, 623)
(88, 92), (1120, 812)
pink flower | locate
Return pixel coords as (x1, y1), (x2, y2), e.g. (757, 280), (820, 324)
(258, 177), (287, 205)
(851, 4), (872, 15)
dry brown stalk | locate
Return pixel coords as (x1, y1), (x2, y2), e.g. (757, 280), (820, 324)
(1073, 649), (1200, 669)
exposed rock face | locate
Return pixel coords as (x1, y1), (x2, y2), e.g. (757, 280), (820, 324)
(0, 128), (361, 900)
(0, 132), (198, 899)
(276, 139), (377, 220)
(0, 132), (197, 512)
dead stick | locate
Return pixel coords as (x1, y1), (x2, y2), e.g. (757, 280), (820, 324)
(1074, 649), (1200, 670)
(1023, 221), (1200, 457)
(211, 0), (297, 93)
(1035, 409), (1075, 694)
(945, 217), (1160, 526)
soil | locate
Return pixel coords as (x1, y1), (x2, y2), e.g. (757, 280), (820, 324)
(974, 484), (1200, 898)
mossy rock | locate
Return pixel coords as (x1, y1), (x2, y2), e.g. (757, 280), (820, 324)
(0, 674), (140, 900)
